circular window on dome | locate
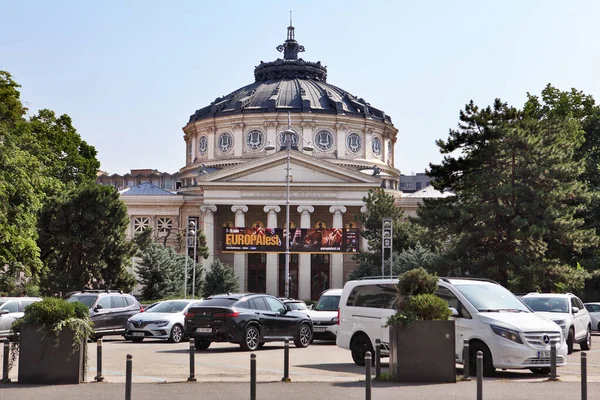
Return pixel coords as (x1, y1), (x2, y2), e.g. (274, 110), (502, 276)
(278, 131), (299, 149)
(218, 132), (233, 153)
(346, 133), (362, 154)
(314, 130), (334, 151)
(246, 130), (265, 150)
(198, 135), (208, 155)
(372, 136), (382, 156)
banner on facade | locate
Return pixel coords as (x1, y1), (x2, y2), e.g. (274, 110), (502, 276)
(222, 226), (359, 253)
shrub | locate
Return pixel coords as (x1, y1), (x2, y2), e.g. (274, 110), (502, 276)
(396, 267), (438, 297)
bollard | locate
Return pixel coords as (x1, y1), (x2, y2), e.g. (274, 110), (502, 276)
(549, 340), (558, 381)
(375, 339), (381, 379)
(281, 338), (291, 382)
(94, 338), (104, 382)
(1, 338), (10, 383)
(125, 354), (132, 400)
(188, 338), (197, 382)
(476, 351), (483, 400)
(365, 351), (372, 400)
(250, 353), (257, 400)
(461, 340), (471, 381)
(581, 352), (587, 400)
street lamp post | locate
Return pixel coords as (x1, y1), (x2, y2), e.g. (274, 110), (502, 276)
(265, 113), (313, 298)
(183, 219), (197, 299)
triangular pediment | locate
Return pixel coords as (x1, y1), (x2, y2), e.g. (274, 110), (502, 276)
(196, 151), (381, 185)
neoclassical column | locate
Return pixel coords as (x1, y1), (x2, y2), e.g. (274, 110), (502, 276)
(297, 205), (314, 300)
(360, 205), (370, 252)
(329, 205), (347, 289)
(264, 205), (281, 295)
(231, 205), (248, 291)
(200, 204), (217, 270)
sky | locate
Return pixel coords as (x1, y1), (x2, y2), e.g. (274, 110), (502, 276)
(1, 1), (599, 176)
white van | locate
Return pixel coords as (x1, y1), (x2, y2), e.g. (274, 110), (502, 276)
(307, 288), (342, 341)
(336, 277), (568, 376)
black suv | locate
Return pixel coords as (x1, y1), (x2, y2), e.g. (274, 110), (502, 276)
(184, 293), (313, 351)
(67, 290), (143, 338)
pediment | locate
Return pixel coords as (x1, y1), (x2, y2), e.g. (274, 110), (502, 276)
(196, 152), (380, 185)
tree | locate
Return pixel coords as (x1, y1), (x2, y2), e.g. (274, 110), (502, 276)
(37, 183), (136, 296)
(136, 243), (186, 300)
(202, 260), (239, 298)
(417, 93), (598, 293)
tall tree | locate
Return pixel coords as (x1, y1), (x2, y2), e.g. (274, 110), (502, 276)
(37, 183), (136, 296)
(418, 94), (597, 293)
(136, 243), (192, 300)
(202, 260), (239, 298)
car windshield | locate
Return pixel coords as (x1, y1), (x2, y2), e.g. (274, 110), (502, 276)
(0, 301), (7, 308)
(147, 301), (190, 313)
(522, 297), (569, 313)
(67, 295), (97, 308)
(314, 295), (340, 311)
(453, 283), (530, 312)
(287, 302), (308, 311)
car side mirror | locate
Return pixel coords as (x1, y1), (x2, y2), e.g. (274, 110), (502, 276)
(95, 304), (104, 311)
(0, 309), (9, 315)
(449, 307), (459, 317)
(572, 307), (579, 314)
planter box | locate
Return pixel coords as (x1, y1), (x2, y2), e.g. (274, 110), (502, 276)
(389, 320), (456, 383)
(18, 325), (86, 384)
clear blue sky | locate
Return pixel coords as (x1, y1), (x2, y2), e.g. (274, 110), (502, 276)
(1, 1), (599, 175)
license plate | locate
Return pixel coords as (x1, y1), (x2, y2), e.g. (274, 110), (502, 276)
(537, 350), (550, 358)
(132, 332), (144, 337)
(314, 327), (326, 332)
(196, 327), (212, 333)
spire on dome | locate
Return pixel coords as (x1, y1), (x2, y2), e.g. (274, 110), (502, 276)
(276, 12), (305, 60)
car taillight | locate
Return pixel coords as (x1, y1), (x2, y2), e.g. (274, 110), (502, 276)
(213, 311), (239, 318)
(185, 312), (194, 317)
(336, 308), (340, 325)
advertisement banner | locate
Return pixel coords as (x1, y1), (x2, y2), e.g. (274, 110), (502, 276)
(222, 226), (359, 253)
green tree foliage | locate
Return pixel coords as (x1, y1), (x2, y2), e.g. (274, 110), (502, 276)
(418, 91), (598, 293)
(136, 243), (187, 300)
(202, 259), (239, 298)
(37, 184), (136, 296)
(392, 243), (439, 275)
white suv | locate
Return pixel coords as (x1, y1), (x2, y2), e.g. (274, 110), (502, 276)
(521, 293), (592, 354)
(336, 277), (567, 376)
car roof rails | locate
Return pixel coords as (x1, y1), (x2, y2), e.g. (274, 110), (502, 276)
(356, 276), (398, 280)
(81, 289), (124, 294)
(440, 277), (500, 285)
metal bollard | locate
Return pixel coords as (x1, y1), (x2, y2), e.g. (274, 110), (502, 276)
(1, 338), (10, 383)
(281, 338), (291, 382)
(94, 338), (104, 382)
(375, 339), (381, 379)
(125, 354), (132, 400)
(365, 351), (372, 400)
(581, 352), (587, 400)
(461, 340), (471, 381)
(476, 351), (483, 400)
(549, 340), (558, 381)
(250, 353), (256, 400)
(188, 338), (197, 382)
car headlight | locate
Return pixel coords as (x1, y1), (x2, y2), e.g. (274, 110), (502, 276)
(553, 320), (566, 327)
(490, 325), (523, 344)
(330, 317), (338, 323)
(152, 320), (169, 327)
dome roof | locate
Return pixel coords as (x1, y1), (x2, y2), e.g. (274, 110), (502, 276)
(188, 24), (392, 125)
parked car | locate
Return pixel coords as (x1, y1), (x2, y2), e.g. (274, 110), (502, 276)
(279, 298), (310, 314)
(184, 293), (313, 351)
(67, 290), (144, 338)
(584, 302), (600, 331)
(125, 299), (200, 343)
(336, 277), (567, 376)
(0, 297), (42, 338)
(307, 288), (342, 342)
(522, 293), (592, 354)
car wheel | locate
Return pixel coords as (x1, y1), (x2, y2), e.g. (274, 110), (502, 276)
(194, 339), (211, 350)
(350, 333), (374, 366)
(168, 324), (184, 343)
(240, 325), (260, 351)
(580, 326), (591, 350)
(132, 337), (144, 343)
(567, 328), (574, 354)
(469, 342), (495, 377)
(294, 323), (312, 348)
(530, 367), (551, 375)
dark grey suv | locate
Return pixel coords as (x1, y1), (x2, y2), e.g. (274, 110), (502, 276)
(67, 290), (143, 338)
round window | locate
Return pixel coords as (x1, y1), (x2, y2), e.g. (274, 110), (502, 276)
(315, 130), (334, 151)
(372, 137), (381, 156)
(218, 132), (233, 153)
(246, 130), (265, 150)
(198, 136), (208, 155)
(346, 133), (362, 154)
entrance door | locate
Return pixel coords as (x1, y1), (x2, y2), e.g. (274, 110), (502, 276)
(278, 254), (298, 299)
(310, 254), (330, 301)
(248, 253), (266, 293)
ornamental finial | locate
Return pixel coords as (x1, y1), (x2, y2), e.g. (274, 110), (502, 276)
(276, 13), (305, 60)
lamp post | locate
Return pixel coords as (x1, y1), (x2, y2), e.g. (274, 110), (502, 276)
(183, 219), (197, 299)
(265, 113), (313, 298)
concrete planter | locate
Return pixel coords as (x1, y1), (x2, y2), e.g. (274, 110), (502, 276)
(18, 325), (86, 384)
(389, 320), (456, 383)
